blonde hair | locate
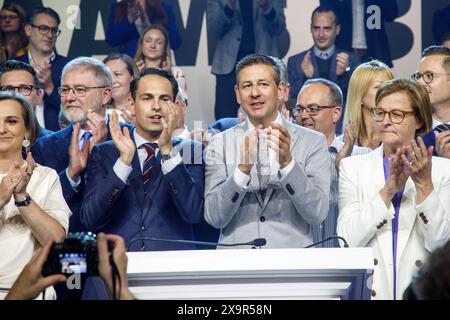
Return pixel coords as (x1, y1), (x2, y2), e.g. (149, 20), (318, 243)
(343, 60), (393, 140)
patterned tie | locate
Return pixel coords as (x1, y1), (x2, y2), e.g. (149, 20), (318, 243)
(319, 52), (329, 60)
(256, 130), (270, 200)
(435, 124), (450, 133)
(80, 131), (93, 150)
(141, 143), (156, 184)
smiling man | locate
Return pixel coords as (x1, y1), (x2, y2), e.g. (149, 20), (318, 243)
(205, 54), (330, 249)
(81, 68), (205, 252)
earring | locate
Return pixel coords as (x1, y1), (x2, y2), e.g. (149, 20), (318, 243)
(22, 138), (31, 148)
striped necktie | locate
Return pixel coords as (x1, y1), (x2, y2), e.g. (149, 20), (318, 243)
(141, 143), (156, 184)
(435, 124), (450, 133)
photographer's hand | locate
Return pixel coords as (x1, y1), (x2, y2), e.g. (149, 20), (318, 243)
(5, 242), (66, 300)
(97, 233), (135, 300)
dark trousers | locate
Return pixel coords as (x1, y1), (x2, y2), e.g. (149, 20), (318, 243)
(214, 70), (240, 120)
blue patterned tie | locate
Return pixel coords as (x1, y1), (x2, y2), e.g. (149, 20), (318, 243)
(80, 131), (93, 150)
(141, 143), (156, 184)
(435, 124), (450, 133)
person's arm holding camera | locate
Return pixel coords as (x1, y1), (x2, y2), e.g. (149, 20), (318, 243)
(97, 233), (135, 300)
(4, 242), (66, 300)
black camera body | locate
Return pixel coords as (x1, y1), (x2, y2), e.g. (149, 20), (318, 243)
(42, 232), (100, 277)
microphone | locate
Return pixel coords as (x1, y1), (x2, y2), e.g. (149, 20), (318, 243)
(127, 237), (267, 251)
(304, 236), (349, 248)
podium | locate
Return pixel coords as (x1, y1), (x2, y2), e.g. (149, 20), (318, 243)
(127, 248), (373, 300)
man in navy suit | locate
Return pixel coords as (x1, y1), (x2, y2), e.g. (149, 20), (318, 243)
(31, 57), (127, 233)
(320, 0), (399, 68)
(288, 5), (360, 132)
(413, 46), (450, 159)
(0, 60), (52, 138)
(80, 68), (205, 252)
(15, 7), (69, 131)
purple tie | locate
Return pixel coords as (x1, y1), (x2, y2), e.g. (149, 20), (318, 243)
(141, 143), (156, 184)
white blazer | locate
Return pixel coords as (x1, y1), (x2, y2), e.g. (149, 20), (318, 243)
(338, 146), (450, 300)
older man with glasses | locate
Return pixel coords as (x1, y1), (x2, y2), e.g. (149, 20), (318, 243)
(412, 45), (450, 159)
(15, 6), (69, 131)
(294, 78), (369, 248)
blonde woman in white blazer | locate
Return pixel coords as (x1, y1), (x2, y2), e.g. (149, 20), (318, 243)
(338, 79), (450, 300)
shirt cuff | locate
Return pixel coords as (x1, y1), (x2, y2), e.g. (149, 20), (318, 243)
(113, 158), (133, 183)
(279, 158), (295, 179)
(233, 167), (251, 190)
(66, 168), (81, 191)
(161, 152), (182, 175)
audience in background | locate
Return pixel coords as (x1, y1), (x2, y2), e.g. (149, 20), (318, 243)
(106, 0), (181, 58)
(321, 0), (399, 68)
(413, 46), (450, 159)
(207, 0), (287, 121)
(15, 6), (69, 131)
(294, 78), (370, 248)
(103, 53), (139, 125)
(343, 60), (394, 149)
(0, 3), (28, 62)
(288, 5), (360, 134)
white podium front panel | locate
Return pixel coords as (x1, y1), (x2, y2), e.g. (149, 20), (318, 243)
(126, 248), (374, 300)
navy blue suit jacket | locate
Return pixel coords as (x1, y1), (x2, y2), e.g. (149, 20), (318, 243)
(320, 0), (399, 67)
(287, 47), (360, 100)
(208, 117), (239, 133)
(15, 52), (70, 131)
(31, 122), (134, 232)
(433, 5), (450, 45)
(80, 136), (205, 251)
(105, 2), (181, 57)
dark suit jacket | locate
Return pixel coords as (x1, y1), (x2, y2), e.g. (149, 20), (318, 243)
(38, 126), (53, 138)
(320, 0), (399, 67)
(80, 136), (205, 251)
(15, 52), (70, 131)
(422, 130), (439, 156)
(432, 4), (450, 45)
(287, 46), (360, 100)
(31, 122), (134, 232)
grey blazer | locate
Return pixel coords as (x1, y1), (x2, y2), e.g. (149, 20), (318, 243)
(204, 116), (331, 248)
(207, 0), (287, 75)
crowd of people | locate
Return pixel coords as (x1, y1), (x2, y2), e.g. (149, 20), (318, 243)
(0, 1), (449, 301)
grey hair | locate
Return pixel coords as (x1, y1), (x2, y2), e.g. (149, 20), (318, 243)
(61, 57), (112, 87)
(236, 54), (281, 85)
(269, 56), (288, 85)
(302, 78), (343, 107)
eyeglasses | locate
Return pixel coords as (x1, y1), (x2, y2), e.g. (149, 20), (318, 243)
(0, 85), (37, 96)
(58, 85), (108, 97)
(0, 15), (19, 21)
(411, 71), (450, 84)
(29, 23), (61, 37)
(291, 104), (336, 117)
(372, 108), (415, 124)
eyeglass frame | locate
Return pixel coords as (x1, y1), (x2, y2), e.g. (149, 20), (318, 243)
(28, 23), (61, 37)
(57, 85), (109, 97)
(0, 85), (39, 96)
(291, 104), (337, 117)
(410, 71), (450, 84)
(371, 107), (416, 124)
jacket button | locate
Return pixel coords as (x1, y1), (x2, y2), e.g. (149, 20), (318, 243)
(383, 219), (387, 225)
(423, 219), (428, 224)
(141, 225), (146, 230)
(260, 216), (266, 222)
(415, 260), (423, 267)
(374, 258), (378, 265)
(371, 290), (376, 297)
(419, 212), (424, 218)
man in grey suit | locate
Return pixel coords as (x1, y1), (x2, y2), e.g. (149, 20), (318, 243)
(204, 54), (331, 248)
(207, 0), (286, 120)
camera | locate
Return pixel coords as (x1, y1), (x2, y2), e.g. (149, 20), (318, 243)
(42, 232), (102, 277)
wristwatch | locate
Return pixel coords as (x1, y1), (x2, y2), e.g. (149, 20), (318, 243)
(15, 194), (32, 207)
(161, 148), (178, 162)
